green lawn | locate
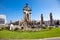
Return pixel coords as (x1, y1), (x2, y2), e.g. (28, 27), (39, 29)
(0, 28), (60, 39)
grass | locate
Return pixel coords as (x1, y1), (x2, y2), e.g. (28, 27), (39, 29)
(0, 28), (60, 39)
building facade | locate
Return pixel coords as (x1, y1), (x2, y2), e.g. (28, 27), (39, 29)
(0, 14), (6, 25)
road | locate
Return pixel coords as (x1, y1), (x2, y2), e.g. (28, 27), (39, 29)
(0, 37), (60, 40)
(40, 37), (60, 40)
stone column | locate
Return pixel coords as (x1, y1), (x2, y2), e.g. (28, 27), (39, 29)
(29, 13), (31, 21)
(23, 22), (28, 31)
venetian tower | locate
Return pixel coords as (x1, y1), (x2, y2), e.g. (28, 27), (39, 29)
(50, 12), (54, 26)
(23, 3), (32, 30)
(41, 14), (44, 26)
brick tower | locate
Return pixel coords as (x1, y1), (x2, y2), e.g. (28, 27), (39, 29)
(50, 12), (53, 26)
(41, 14), (44, 26)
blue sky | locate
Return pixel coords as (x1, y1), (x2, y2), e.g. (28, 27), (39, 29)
(0, 0), (60, 23)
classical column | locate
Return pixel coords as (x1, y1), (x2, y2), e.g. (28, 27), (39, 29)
(29, 13), (31, 21)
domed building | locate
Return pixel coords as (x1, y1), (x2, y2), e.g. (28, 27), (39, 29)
(0, 14), (6, 25)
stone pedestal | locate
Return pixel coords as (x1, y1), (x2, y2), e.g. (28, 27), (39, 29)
(23, 22), (28, 31)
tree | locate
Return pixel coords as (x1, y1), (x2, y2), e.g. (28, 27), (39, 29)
(55, 20), (59, 25)
(12, 21), (19, 25)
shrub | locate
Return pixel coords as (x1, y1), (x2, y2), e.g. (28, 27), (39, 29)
(55, 25), (59, 28)
(0, 27), (4, 31)
(49, 27), (53, 30)
(14, 28), (20, 31)
(42, 27), (46, 29)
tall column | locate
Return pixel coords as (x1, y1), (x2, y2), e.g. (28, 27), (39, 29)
(24, 12), (27, 22)
(29, 13), (31, 21)
(41, 14), (44, 26)
(27, 14), (29, 21)
(29, 8), (32, 21)
(50, 12), (53, 26)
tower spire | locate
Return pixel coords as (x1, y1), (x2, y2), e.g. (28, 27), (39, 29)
(26, 3), (28, 6)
